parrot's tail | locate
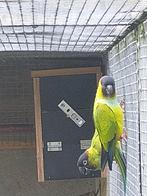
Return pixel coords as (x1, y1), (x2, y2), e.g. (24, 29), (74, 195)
(101, 147), (108, 171)
(107, 138), (115, 170)
(101, 139), (115, 171)
(114, 143), (126, 189)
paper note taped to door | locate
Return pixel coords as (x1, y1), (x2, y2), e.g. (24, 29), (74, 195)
(58, 100), (85, 127)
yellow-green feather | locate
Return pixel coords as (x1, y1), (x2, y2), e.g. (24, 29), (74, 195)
(93, 80), (124, 150)
(115, 141), (126, 190)
(87, 130), (101, 170)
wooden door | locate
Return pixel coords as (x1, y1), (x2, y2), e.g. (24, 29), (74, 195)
(32, 67), (101, 181)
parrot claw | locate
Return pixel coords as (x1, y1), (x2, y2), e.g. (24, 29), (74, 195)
(120, 128), (128, 142)
(120, 99), (125, 112)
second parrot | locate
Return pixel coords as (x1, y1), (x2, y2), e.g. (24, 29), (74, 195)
(77, 75), (126, 186)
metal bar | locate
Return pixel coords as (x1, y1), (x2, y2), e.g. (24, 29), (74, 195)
(4, 0), (21, 50)
(18, 0), (29, 50)
(42, 0), (48, 51)
(50, 0), (61, 51)
(0, 38), (113, 44)
(65, 0), (88, 51)
(0, 31), (120, 38)
(32, 0), (36, 50)
(0, 24), (130, 28)
(0, 41), (107, 47)
(138, 53), (145, 196)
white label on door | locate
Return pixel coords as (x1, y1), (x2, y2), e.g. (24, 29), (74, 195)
(47, 141), (62, 151)
(80, 140), (91, 150)
(58, 100), (86, 127)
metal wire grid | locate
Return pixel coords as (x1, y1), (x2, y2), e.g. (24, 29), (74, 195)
(0, 127), (35, 149)
(108, 31), (140, 196)
(0, 0), (146, 52)
(138, 20), (147, 196)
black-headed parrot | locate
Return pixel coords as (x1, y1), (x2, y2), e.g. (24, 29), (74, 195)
(77, 75), (126, 187)
(77, 129), (101, 175)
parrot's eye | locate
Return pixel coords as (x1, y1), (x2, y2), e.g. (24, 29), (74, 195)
(83, 160), (87, 166)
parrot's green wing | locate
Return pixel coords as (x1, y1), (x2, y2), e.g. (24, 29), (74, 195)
(94, 103), (118, 170)
(94, 103), (118, 150)
(91, 130), (99, 148)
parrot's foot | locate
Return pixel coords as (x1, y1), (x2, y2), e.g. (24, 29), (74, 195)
(120, 128), (128, 142)
(120, 99), (125, 112)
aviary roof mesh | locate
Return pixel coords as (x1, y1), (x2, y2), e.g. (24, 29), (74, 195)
(0, 0), (146, 52)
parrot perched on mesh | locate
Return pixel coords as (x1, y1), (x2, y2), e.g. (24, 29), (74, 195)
(77, 75), (126, 186)
(77, 129), (101, 175)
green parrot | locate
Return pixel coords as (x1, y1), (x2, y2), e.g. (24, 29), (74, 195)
(77, 75), (126, 186)
(77, 129), (101, 175)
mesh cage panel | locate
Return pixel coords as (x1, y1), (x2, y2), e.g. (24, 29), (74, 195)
(138, 20), (147, 196)
(0, 0), (146, 52)
(108, 30), (140, 196)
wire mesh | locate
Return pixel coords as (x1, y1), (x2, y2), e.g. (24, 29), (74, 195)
(97, 0), (141, 52)
(108, 30), (140, 196)
(0, 0), (146, 52)
(138, 20), (147, 196)
(0, 125), (35, 149)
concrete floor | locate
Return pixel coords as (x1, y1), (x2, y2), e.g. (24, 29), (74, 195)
(0, 149), (98, 196)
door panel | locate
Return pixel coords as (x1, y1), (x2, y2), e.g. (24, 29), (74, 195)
(39, 72), (100, 180)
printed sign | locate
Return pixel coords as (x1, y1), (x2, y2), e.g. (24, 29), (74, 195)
(58, 100), (85, 127)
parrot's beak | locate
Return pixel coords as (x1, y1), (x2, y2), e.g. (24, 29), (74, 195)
(106, 84), (114, 96)
(78, 166), (92, 175)
(77, 151), (93, 175)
